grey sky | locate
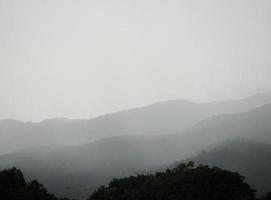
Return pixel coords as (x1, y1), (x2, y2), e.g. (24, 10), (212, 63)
(0, 0), (271, 121)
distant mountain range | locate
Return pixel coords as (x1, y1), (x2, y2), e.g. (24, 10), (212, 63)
(1, 94), (271, 199)
(1, 93), (271, 154)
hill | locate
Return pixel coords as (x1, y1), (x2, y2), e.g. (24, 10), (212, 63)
(1, 100), (271, 199)
(1, 93), (271, 154)
(189, 139), (271, 195)
(88, 162), (256, 200)
(0, 167), (69, 200)
(185, 102), (271, 147)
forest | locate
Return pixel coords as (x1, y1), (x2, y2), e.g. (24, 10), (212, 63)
(1, 162), (271, 200)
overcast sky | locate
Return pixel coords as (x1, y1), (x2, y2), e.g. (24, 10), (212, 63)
(0, 0), (271, 121)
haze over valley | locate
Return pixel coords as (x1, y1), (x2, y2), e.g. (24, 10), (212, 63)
(1, 94), (271, 199)
(1, 1), (271, 200)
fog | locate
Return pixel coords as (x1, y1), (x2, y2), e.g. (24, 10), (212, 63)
(1, 1), (271, 200)
(1, 0), (271, 121)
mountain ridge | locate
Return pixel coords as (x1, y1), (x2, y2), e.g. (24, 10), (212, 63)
(1, 93), (271, 154)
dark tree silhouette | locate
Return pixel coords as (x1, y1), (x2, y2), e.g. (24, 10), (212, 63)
(1, 164), (269, 200)
(89, 162), (256, 200)
(0, 167), (70, 200)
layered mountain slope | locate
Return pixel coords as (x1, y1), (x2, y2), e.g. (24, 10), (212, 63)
(190, 139), (271, 195)
(1, 98), (271, 198)
(1, 93), (271, 154)
(187, 102), (271, 145)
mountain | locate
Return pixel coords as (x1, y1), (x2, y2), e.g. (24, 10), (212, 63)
(186, 102), (271, 146)
(1, 93), (271, 154)
(1, 96), (271, 199)
(0, 135), (197, 199)
(0, 118), (89, 154)
(189, 139), (271, 195)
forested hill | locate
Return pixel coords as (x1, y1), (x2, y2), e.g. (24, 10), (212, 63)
(88, 162), (267, 200)
(190, 139), (271, 195)
(0, 167), (69, 200)
(1, 163), (271, 200)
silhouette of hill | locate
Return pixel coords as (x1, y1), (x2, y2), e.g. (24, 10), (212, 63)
(0, 167), (69, 200)
(189, 139), (271, 195)
(2, 164), (270, 200)
(1, 96), (271, 199)
(186, 103), (271, 146)
(88, 162), (256, 200)
(1, 93), (271, 154)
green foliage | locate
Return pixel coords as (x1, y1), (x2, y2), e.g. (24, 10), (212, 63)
(0, 167), (70, 200)
(89, 162), (256, 200)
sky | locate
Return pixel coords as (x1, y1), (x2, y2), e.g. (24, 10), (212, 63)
(0, 0), (271, 121)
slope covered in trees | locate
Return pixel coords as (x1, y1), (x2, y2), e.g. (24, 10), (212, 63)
(2, 164), (271, 200)
(88, 162), (256, 200)
(189, 139), (271, 195)
(0, 167), (69, 200)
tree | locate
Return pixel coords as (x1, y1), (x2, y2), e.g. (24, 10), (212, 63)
(88, 162), (256, 200)
(0, 167), (70, 200)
